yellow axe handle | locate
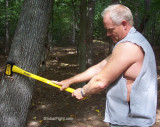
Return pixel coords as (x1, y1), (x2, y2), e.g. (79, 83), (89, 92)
(12, 65), (75, 93)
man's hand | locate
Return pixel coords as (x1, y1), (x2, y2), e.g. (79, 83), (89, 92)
(51, 80), (71, 91)
(72, 88), (84, 100)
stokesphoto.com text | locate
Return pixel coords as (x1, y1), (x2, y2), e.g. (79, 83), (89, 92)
(43, 117), (74, 121)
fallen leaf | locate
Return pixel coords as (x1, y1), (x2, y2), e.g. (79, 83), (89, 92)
(39, 120), (43, 123)
(95, 109), (100, 113)
(33, 116), (37, 120)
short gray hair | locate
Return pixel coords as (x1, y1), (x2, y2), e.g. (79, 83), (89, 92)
(102, 4), (133, 26)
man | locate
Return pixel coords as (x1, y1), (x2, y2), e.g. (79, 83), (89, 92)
(53, 4), (157, 127)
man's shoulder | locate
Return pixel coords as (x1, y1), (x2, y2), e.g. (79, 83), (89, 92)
(111, 41), (144, 62)
(114, 41), (143, 54)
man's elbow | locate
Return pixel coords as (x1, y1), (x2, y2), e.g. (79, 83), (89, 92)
(93, 75), (110, 90)
(97, 81), (109, 89)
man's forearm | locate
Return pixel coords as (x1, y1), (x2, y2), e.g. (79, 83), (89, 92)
(82, 74), (108, 96)
(65, 58), (108, 85)
(71, 56), (111, 99)
(64, 65), (100, 85)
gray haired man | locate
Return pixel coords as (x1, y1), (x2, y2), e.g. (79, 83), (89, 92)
(53, 4), (157, 127)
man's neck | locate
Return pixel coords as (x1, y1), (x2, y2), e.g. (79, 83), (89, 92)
(123, 25), (132, 38)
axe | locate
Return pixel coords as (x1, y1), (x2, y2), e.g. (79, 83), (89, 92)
(4, 61), (75, 93)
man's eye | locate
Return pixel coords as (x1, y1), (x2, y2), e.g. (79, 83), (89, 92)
(107, 28), (114, 32)
(107, 29), (112, 32)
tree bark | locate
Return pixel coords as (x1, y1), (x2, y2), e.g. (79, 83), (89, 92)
(71, 0), (76, 44)
(78, 0), (87, 73)
(138, 0), (150, 33)
(151, 16), (156, 45)
(86, 0), (96, 67)
(0, 0), (53, 126)
(134, 3), (139, 30)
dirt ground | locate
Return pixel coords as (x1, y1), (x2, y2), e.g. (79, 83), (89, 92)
(0, 42), (160, 127)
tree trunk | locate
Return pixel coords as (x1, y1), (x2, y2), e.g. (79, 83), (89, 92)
(50, 0), (55, 46)
(138, 0), (150, 33)
(0, 0), (53, 126)
(134, 3), (139, 30)
(156, 31), (160, 45)
(86, 0), (96, 67)
(151, 16), (156, 45)
(71, 0), (76, 44)
(78, 0), (87, 73)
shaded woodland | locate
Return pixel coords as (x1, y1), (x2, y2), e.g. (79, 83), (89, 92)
(0, 0), (160, 127)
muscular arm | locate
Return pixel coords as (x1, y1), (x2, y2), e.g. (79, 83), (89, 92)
(67, 56), (110, 84)
(82, 42), (143, 96)
(55, 55), (111, 90)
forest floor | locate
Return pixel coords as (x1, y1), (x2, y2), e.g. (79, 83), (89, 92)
(0, 41), (160, 127)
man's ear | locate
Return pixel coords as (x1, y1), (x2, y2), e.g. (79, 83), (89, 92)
(121, 20), (127, 30)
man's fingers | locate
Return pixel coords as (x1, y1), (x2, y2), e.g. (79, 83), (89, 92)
(60, 86), (66, 91)
(60, 85), (69, 91)
(72, 91), (75, 97)
(71, 88), (84, 100)
(51, 80), (70, 91)
(51, 80), (60, 85)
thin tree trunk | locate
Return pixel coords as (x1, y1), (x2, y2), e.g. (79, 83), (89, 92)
(138, 0), (150, 33)
(151, 15), (156, 45)
(134, 3), (139, 30)
(78, 0), (87, 73)
(156, 30), (160, 45)
(71, 0), (76, 44)
(0, 0), (53, 126)
(72, 13), (76, 44)
(86, 0), (96, 67)
(50, 0), (55, 45)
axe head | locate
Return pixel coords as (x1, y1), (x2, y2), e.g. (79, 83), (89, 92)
(5, 61), (15, 76)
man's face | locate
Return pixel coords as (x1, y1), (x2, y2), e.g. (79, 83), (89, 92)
(103, 13), (125, 43)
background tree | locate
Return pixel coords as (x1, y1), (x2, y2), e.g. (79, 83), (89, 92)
(1, 0), (160, 48)
(0, 0), (159, 126)
(78, 0), (87, 73)
(138, 0), (151, 33)
(0, 0), (53, 126)
(0, 0), (24, 54)
(86, 0), (96, 67)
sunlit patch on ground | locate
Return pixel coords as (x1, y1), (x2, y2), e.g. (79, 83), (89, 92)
(27, 121), (40, 127)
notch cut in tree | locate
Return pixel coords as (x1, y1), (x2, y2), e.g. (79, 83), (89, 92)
(0, 0), (53, 126)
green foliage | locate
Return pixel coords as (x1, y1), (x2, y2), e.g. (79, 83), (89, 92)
(0, 0), (160, 45)
(93, 0), (112, 40)
(151, 0), (160, 12)
(121, 0), (160, 45)
(0, 1), (5, 38)
(0, 0), (24, 42)
(51, 0), (80, 44)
